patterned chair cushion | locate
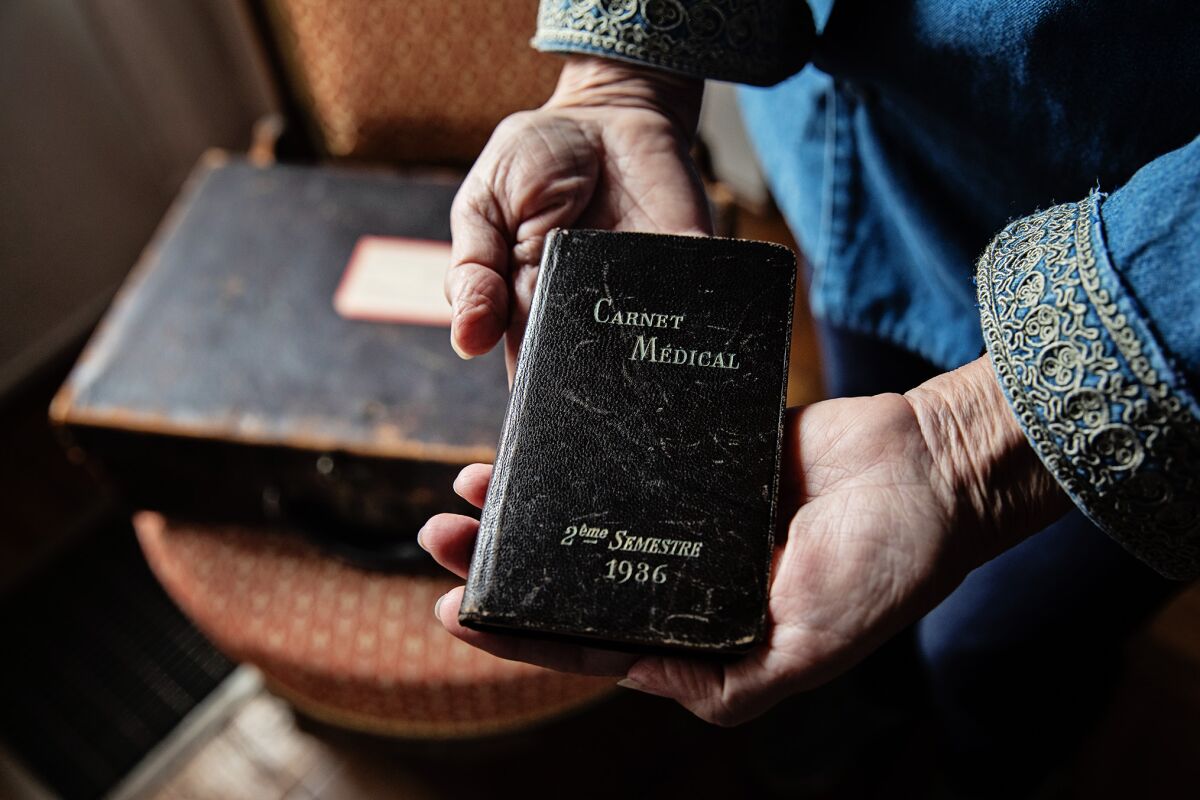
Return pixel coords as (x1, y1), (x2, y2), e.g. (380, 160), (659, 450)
(134, 512), (613, 737)
(267, 0), (561, 164)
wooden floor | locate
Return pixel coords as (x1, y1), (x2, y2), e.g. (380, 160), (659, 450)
(149, 693), (425, 800)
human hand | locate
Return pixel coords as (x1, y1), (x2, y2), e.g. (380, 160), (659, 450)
(419, 357), (1068, 725)
(445, 56), (711, 374)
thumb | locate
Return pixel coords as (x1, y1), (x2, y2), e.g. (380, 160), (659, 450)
(447, 182), (511, 359)
(446, 117), (599, 360)
(446, 181), (592, 363)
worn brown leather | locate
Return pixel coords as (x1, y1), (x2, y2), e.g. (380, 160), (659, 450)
(460, 230), (796, 653)
(52, 155), (508, 557)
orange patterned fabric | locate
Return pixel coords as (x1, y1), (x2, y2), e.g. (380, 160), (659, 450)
(134, 512), (612, 737)
(267, 0), (562, 164)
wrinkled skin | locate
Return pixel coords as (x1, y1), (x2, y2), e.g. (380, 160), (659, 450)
(429, 57), (1066, 726)
(444, 58), (711, 373)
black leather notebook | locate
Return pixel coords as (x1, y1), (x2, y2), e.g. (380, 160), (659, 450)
(460, 230), (796, 653)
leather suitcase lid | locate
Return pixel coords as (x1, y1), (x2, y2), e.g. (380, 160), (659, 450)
(52, 153), (507, 464)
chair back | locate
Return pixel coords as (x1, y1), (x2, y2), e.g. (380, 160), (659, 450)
(262, 0), (561, 164)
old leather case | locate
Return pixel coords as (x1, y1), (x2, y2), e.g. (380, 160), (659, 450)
(50, 154), (508, 558)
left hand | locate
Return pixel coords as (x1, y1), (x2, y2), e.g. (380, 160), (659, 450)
(444, 56), (709, 376)
(419, 357), (1068, 725)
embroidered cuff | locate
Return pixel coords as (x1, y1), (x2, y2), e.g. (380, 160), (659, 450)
(532, 0), (813, 87)
(977, 194), (1200, 580)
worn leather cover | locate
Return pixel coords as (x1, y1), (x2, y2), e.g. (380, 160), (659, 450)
(51, 154), (508, 554)
(460, 230), (796, 653)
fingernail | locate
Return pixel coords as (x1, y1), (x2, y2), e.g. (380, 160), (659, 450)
(416, 525), (428, 551)
(617, 678), (646, 693)
(433, 593), (446, 620)
(450, 336), (474, 360)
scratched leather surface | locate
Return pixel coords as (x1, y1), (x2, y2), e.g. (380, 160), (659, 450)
(461, 230), (796, 653)
(55, 157), (508, 541)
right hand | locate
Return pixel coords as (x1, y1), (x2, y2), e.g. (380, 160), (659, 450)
(445, 56), (712, 373)
(422, 357), (1069, 725)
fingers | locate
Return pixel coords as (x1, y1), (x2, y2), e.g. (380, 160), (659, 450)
(452, 463), (492, 509)
(419, 464), (491, 577)
(447, 185), (511, 358)
(434, 585), (636, 677)
(417, 514), (478, 578)
(448, 112), (602, 362)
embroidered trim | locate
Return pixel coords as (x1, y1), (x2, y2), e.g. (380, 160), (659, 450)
(532, 0), (810, 87)
(978, 196), (1200, 579)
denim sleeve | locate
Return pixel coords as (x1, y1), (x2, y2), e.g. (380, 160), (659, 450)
(976, 134), (1200, 580)
(532, 1), (814, 86)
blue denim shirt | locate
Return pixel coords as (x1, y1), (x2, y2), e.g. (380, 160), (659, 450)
(533, 1), (1200, 578)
